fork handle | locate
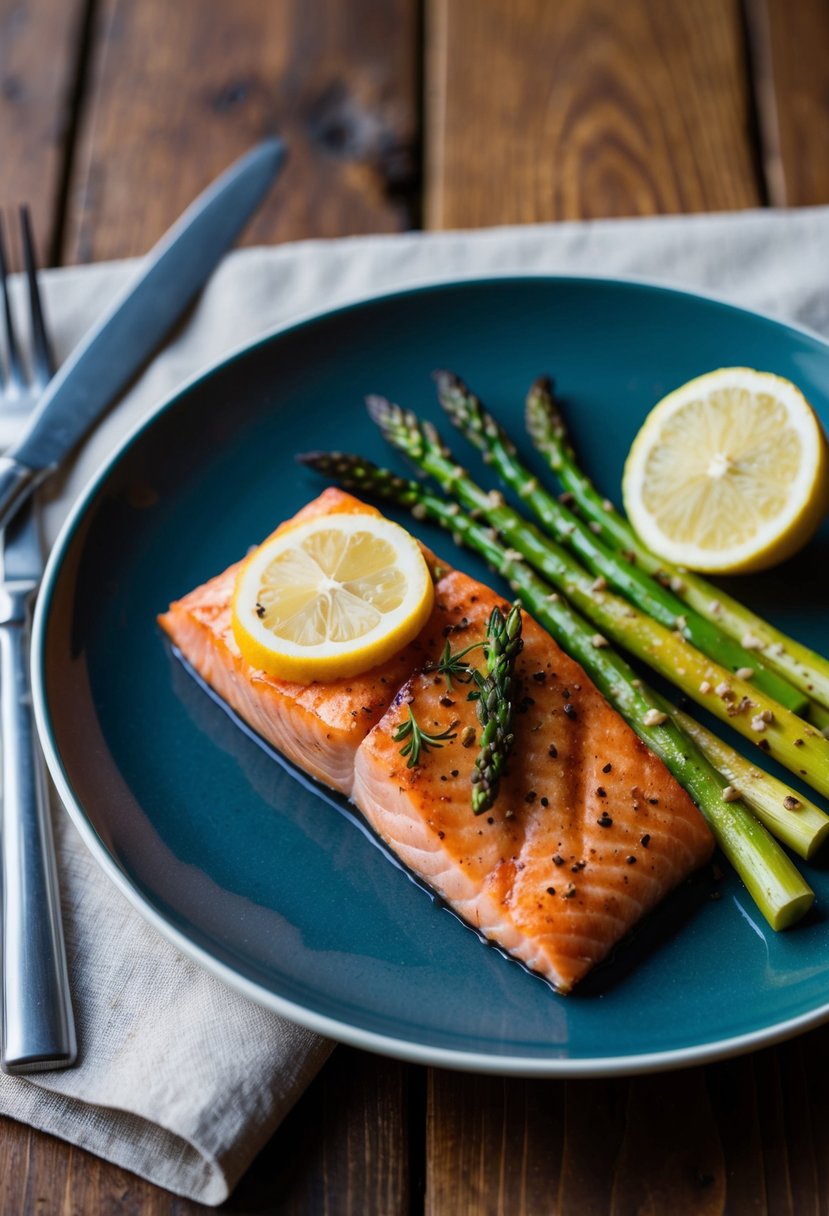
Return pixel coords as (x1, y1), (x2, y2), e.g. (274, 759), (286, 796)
(0, 457), (38, 533)
(0, 594), (76, 1072)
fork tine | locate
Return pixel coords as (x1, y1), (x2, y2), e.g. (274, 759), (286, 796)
(19, 206), (55, 386)
(0, 214), (25, 392)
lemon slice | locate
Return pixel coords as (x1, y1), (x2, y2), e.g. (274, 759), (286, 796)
(231, 513), (434, 681)
(622, 368), (829, 573)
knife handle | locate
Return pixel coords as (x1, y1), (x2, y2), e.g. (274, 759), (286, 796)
(0, 590), (76, 1072)
(0, 457), (38, 533)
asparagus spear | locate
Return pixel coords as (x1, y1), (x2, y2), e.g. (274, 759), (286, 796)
(298, 450), (814, 930)
(365, 395), (829, 801)
(466, 610), (828, 854)
(471, 604), (523, 815)
(525, 375), (829, 717)
(435, 370), (806, 716)
(807, 701), (829, 733)
(671, 707), (829, 860)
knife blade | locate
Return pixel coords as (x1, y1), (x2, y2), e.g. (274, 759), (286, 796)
(0, 137), (285, 529)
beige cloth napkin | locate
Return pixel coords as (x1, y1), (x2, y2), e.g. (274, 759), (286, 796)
(2, 206), (829, 1204)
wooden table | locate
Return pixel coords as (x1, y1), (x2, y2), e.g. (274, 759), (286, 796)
(2, 1), (829, 1211)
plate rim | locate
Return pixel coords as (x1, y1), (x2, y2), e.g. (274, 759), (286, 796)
(32, 270), (829, 1077)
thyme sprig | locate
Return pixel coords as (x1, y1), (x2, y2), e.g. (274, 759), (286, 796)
(393, 708), (458, 768)
(432, 637), (486, 688)
(395, 606), (523, 797)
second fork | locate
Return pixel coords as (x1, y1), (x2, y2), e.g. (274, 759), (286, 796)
(0, 209), (76, 1073)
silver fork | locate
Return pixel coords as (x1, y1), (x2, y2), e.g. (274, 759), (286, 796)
(0, 209), (76, 1072)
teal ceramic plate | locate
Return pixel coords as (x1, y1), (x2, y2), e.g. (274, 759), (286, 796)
(33, 277), (829, 1075)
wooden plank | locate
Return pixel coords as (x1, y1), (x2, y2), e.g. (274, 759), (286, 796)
(555, 1078), (627, 1215)
(745, 0), (829, 206)
(608, 1073), (725, 1215)
(427, 1067), (730, 1214)
(425, 0), (762, 229)
(0, 0), (88, 260)
(427, 1036), (829, 1215)
(798, 1028), (829, 1213)
(705, 1055), (768, 1213)
(752, 1040), (820, 1216)
(423, 1070), (571, 1211)
(63, 0), (419, 263)
(0, 1048), (410, 1213)
(426, 1070), (567, 1216)
(0, 1121), (194, 1215)
(256, 1048), (412, 1215)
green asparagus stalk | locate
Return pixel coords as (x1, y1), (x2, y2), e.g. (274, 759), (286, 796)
(807, 702), (829, 732)
(298, 450), (814, 930)
(435, 370), (807, 716)
(471, 604), (523, 815)
(671, 707), (829, 860)
(525, 375), (829, 718)
(364, 395), (829, 802)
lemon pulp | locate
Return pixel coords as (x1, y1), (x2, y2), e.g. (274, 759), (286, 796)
(622, 367), (829, 573)
(232, 513), (434, 681)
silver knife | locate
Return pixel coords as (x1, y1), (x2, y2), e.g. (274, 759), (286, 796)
(0, 138), (286, 530)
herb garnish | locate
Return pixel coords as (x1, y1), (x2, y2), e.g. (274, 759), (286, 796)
(393, 708), (458, 768)
(432, 637), (486, 688)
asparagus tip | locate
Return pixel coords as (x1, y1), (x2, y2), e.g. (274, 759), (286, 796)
(432, 368), (465, 392)
(433, 369), (492, 447)
(529, 374), (554, 397)
(296, 449), (376, 483)
(365, 393), (394, 426)
(526, 374), (566, 443)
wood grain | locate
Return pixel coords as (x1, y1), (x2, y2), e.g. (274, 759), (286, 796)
(426, 1070), (566, 1216)
(426, 1031), (829, 1215)
(609, 1073), (725, 1215)
(425, 0), (762, 228)
(63, 0), (420, 263)
(0, 0), (88, 260)
(745, 0), (829, 206)
(427, 1067), (728, 1214)
(706, 1043), (824, 1216)
(0, 1048), (411, 1214)
(251, 1048), (412, 1216)
(0, 1120), (197, 1216)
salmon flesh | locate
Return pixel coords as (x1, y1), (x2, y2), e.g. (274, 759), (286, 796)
(159, 489), (714, 992)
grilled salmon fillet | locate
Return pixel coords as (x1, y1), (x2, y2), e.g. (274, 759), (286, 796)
(160, 489), (714, 990)
(353, 570), (714, 991)
(159, 488), (450, 793)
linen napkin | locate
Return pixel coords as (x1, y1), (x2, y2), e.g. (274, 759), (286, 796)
(3, 204), (829, 1205)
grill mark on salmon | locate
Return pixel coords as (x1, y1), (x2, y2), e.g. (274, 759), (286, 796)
(160, 489), (714, 991)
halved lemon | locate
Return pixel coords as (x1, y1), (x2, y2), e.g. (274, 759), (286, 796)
(622, 367), (829, 573)
(231, 513), (434, 681)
